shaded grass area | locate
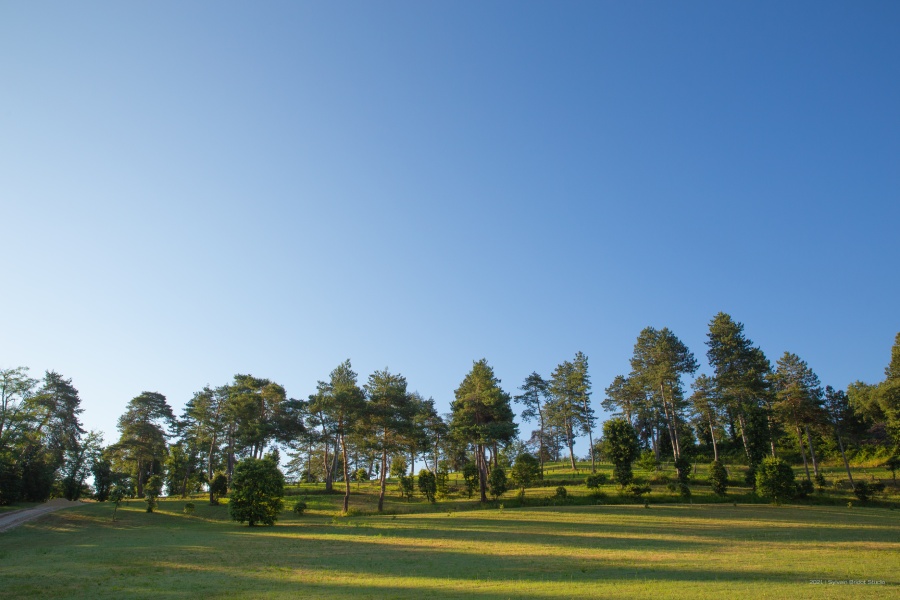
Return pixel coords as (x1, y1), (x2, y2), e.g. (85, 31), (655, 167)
(1, 498), (897, 599)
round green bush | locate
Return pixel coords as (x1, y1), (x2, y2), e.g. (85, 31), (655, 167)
(229, 457), (285, 526)
(755, 457), (796, 504)
(585, 473), (608, 489)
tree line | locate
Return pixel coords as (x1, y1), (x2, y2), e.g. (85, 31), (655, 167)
(1, 312), (898, 508)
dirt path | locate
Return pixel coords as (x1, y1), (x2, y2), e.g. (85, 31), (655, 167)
(0, 499), (82, 533)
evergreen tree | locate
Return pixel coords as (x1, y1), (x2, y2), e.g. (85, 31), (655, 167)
(706, 313), (774, 469)
(364, 369), (415, 512)
(112, 391), (173, 497)
(773, 352), (826, 484)
(515, 372), (549, 478)
(450, 359), (517, 502)
(629, 327), (698, 461)
(603, 418), (640, 487)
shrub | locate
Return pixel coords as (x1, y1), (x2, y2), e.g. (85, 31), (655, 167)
(678, 483), (691, 500)
(755, 458), (796, 504)
(814, 473), (827, 491)
(884, 456), (900, 482)
(209, 472), (228, 505)
(183, 502), (195, 515)
(489, 466), (508, 500)
(292, 500), (308, 515)
(853, 481), (873, 503)
(229, 457), (285, 526)
(398, 475), (414, 501)
(709, 460), (728, 496)
(417, 470), (437, 503)
(510, 453), (540, 490)
(435, 470), (450, 498)
(626, 484), (651, 499)
(603, 418), (640, 487)
(109, 486), (126, 522)
(555, 486), (568, 499)
(745, 462), (759, 488)
(584, 473), (608, 489)
(795, 479), (814, 499)
(462, 462), (478, 498)
(144, 475), (163, 513)
(389, 455), (407, 479)
(637, 449), (660, 473)
(674, 456), (692, 484)
(354, 468), (369, 485)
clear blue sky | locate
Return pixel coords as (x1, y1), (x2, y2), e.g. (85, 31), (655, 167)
(2, 2), (898, 451)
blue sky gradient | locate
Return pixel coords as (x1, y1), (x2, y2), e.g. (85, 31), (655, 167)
(2, 2), (898, 450)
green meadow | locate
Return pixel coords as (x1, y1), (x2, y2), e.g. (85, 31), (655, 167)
(2, 466), (898, 600)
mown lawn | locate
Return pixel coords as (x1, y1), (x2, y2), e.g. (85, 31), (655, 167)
(1, 494), (897, 599)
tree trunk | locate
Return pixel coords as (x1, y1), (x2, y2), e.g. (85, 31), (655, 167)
(323, 440), (333, 493)
(804, 425), (819, 479)
(660, 385), (681, 460)
(538, 411), (546, 479)
(652, 426), (660, 461)
(566, 419), (577, 471)
(835, 427), (855, 490)
(340, 431), (350, 513)
(660, 400), (678, 461)
(708, 414), (719, 462)
(136, 457), (145, 498)
(208, 430), (218, 504)
(477, 444), (488, 502)
(378, 449), (387, 511)
(581, 396), (595, 473)
(796, 426), (811, 483)
(736, 412), (752, 462)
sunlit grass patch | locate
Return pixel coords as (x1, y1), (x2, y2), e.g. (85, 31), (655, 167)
(0, 492), (898, 599)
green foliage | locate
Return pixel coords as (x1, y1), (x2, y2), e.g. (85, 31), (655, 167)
(795, 479), (813, 499)
(554, 486), (568, 499)
(354, 468), (369, 482)
(625, 483), (651, 498)
(183, 502), (195, 514)
(677, 483), (691, 500)
(673, 456), (692, 485)
(602, 418), (639, 486)
(292, 500), (307, 515)
(584, 473), (608, 489)
(489, 466), (507, 500)
(884, 455), (900, 481)
(462, 462), (478, 498)
(144, 475), (163, 513)
(637, 449), (660, 473)
(755, 457), (797, 503)
(852, 481), (874, 503)
(417, 470), (437, 503)
(109, 486), (126, 521)
(398, 475), (414, 501)
(435, 470), (450, 498)
(229, 457), (285, 526)
(814, 473), (827, 491)
(0, 453), (21, 505)
(709, 460), (728, 496)
(510, 453), (540, 489)
(390, 455), (408, 479)
(209, 472), (228, 505)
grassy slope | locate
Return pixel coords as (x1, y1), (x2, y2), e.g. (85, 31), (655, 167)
(1, 491), (898, 599)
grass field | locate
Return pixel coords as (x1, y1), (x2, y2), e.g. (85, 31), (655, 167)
(1, 474), (898, 600)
